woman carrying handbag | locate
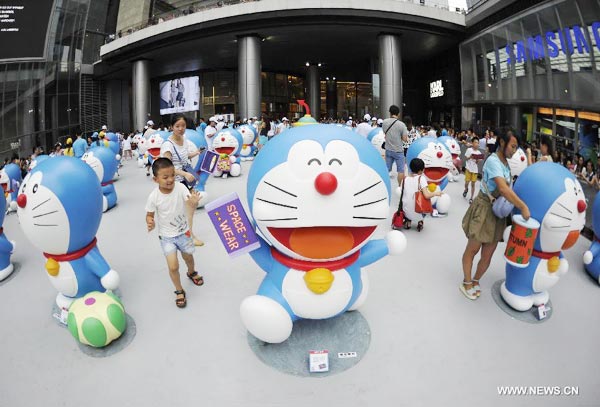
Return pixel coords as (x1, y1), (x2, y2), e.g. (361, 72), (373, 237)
(401, 158), (442, 231)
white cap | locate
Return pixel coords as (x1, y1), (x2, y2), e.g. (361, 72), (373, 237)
(218, 115), (224, 121)
(101, 125), (108, 130)
(371, 116), (377, 121)
(147, 120), (154, 126)
(377, 118), (383, 125)
(282, 117), (289, 121)
(252, 116), (258, 120)
(209, 116), (217, 122)
(243, 118), (247, 122)
(363, 114), (371, 121)
(348, 116), (353, 120)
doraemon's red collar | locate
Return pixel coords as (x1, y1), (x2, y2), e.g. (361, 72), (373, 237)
(271, 247), (359, 271)
(43, 238), (97, 262)
(101, 180), (114, 187)
(595, 235), (600, 244)
(532, 248), (561, 260)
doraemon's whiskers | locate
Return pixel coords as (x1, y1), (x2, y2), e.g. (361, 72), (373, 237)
(256, 218), (298, 222)
(354, 197), (386, 208)
(550, 212), (572, 221)
(32, 198), (51, 211)
(550, 225), (570, 229)
(33, 223), (58, 227)
(32, 210), (58, 218)
(256, 197), (297, 209)
(263, 181), (297, 198)
(354, 181), (382, 196)
(557, 202), (573, 214)
(353, 216), (387, 220)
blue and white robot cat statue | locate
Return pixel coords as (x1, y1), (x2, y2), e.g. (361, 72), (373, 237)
(583, 190), (600, 284)
(0, 193), (15, 281)
(501, 162), (586, 311)
(239, 125), (258, 161)
(3, 163), (22, 212)
(82, 147), (119, 212)
(212, 128), (243, 178)
(240, 124), (407, 343)
(185, 129), (211, 208)
(16, 157), (120, 310)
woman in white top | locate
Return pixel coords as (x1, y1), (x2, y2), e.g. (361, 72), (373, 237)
(401, 158), (442, 231)
(161, 114), (204, 246)
(526, 135), (553, 165)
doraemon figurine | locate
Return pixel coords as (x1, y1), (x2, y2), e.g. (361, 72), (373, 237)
(501, 162), (586, 311)
(405, 137), (452, 213)
(240, 124), (407, 343)
(81, 147), (119, 212)
(367, 127), (385, 159)
(438, 135), (461, 182)
(507, 147), (528, 180)
(212, 128), (243, 178)
(0, 193), (15, 281)
(16, 157), (120, 310)
(186, 129), (211, 208)
(29, 154), (50, 171)
(239, 125), (258, 161)
(583, 191), (600, 284)
(146, 132), (165, 160)
(2, 163), (22, 212)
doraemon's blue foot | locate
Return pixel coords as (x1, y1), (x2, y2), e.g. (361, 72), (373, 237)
(240, 295), (293, 343)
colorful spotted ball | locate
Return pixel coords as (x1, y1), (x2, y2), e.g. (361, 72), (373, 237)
(67, 291), (126, 348)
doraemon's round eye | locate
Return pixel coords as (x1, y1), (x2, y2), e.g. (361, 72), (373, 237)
(33, 184), (38, 193)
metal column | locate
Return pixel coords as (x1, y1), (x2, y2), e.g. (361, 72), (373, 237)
(325, 79), (337, 119)
(306, 65), (320, 118)
(132, 59), (150, 132)
(378, 34), (402, 117)
(238, 35), (261, 120)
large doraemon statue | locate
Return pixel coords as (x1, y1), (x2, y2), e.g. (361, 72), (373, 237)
(405, 137), (452, 213)
(212, 128), (243, 178)
(583, 191), (600, 284)
(0, 193), (15, 281)
(16, 157), (119, 310)
(29, 154), (50, 171)
(367, 127), (385, 159)
(81, 147), (119, 212)
(240, 124), (407, 343)
(239, 125), (258, 161)
(438, 135), (461, 182)
(501, 162), (586, 311)
(507, 147), (528, 180)
(2, 163), (22, 212)
(185, 129), (211, 208)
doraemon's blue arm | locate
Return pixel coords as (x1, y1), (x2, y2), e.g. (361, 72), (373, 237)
(0, 234), (14, 255)
(85, 247), (119, 290)
(440, 177), (449, 191)
(248, 234), (274, 274)
(357, 239), (388, 267)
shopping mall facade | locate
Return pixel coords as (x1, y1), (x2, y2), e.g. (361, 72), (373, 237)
(0, 0), (598, 160)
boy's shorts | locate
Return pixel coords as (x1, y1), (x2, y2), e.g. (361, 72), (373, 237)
(159, 231), (195, 256)
(465, 170), (478, 182)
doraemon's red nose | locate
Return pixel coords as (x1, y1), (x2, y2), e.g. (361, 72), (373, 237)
(17, 194), (26, 208)
(577, 200), (586, 213)
(221, 137), (225, 142)
(451, 144), (456, 149)
(437, 151), (443, 158)
(315, 172), (338, 195)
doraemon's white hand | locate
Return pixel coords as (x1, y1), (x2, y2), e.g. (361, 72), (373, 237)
(9, 240), (15, 254)
(583, 250), (593, 265)
(101, 269), (120, 290)
(558, 258), (569, 275)
(229, 155), (237, 164)
(385, 230), (407, 255)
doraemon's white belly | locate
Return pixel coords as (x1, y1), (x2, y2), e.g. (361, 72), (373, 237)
(48, 261), (78, 297)
(532, 259), (561, 292)
(282, 268), (353, 319)
(240, 146), (252, 156)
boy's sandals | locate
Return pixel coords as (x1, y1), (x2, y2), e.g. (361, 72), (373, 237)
(472, 280), (481, 297)
(193, 237), (204, 247)
(403, 219), (411, 230)
(417, 221), (423, 232)
(174, 289), (187, 308)
(187, 271), (204, 286)
(462, 189), (468, 198)
(460, 281), (478, 300)
(469, 198), (473, 205)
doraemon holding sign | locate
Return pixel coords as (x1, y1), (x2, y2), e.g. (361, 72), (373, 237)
(501, 162), (586, 311)
(240, 124), (407, 343)
(212, 128), (243, 177)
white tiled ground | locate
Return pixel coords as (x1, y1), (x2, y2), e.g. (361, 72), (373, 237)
(1, 159), (598, 407)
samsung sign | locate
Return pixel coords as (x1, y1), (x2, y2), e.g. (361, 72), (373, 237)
(430, 80), (444, 98)
(505, 21), (600, 64)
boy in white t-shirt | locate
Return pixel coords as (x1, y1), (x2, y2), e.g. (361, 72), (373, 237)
(146, 158), (203, 308)
(402, 158), (442, 231)
(463, 137), (484, 204)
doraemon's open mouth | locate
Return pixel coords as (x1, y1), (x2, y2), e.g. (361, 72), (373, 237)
(147, 147), (161, 158)
(215, 147), (235, 155)
(562, 230), (581, 250)
(424, 167), (449, 184)
(451, 154), (459, 159)
(268, 226), (376, 259)
(0, 183), (6, 192)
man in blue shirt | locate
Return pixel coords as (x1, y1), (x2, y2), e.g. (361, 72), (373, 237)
(72, 131), (88, 158)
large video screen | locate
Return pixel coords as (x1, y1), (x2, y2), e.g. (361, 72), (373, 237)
(159, 76), (200, 115)
(0, 0), (54, 60)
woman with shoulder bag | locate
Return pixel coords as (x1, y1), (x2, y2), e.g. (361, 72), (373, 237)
(161, 114), (205, 246)
(459, 130), (530, 300)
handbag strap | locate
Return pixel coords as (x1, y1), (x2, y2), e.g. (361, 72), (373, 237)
(384, 119), (398, 136)
(396, 178), (405, 215)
